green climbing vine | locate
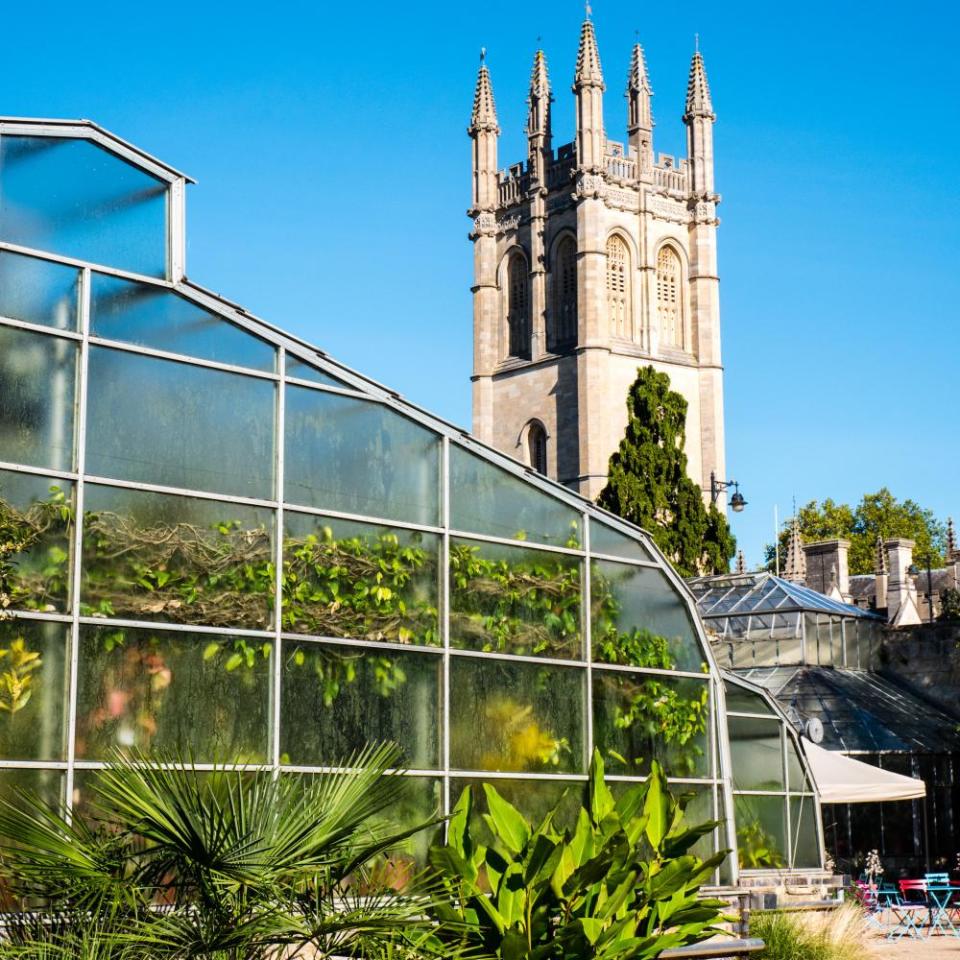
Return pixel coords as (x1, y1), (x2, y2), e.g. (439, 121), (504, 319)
(0, 490), (709, 775)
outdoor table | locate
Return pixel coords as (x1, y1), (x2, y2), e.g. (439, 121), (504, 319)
(926, 884), (960, 937)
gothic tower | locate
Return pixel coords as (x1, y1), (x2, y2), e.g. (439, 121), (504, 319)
(468, 20), (726, 504)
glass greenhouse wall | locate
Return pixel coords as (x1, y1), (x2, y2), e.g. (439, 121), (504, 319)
(0, 119), (823, 882)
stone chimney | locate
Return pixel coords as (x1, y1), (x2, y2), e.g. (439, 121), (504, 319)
(885, 538), (921, 626)
(803, 539), (851, 602)
(874, 536), (888, 611)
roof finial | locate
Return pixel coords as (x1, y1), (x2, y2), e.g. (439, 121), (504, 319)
(783, 518), (807, 584)
(480, 46), (486, 64)
(695, 32), (699, 53)
(948, 516), (958, 560)
(585, 1), (592, 20)
(736, 549), (746, 575)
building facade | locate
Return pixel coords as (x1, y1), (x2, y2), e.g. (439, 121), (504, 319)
(469, 19), (725, 502)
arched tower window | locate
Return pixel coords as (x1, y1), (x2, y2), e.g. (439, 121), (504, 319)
(506, 253), (531, 360)
(550, 236), (577, 350)
(656, 245), (684, 349)
(527, 421), (547, 475)
(606, 235), (630, 339)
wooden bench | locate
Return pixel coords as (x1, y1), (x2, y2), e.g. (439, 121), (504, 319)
(660, 939), (765, 958)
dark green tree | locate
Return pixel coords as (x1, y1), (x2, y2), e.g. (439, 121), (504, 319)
(763, 488), (945, 575)
(597, 366), (735, 577)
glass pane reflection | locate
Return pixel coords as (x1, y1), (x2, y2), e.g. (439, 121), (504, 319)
(285, 386), (440, 526)
(450, 445), (581, 547)
(449, 657), (584, 774)
(86, 347), (275, 499)
(0, 136), (167, 277)
(591, 560), (702, 672)
(450, 537), (582, 660)
(0, 251), (78, 330)
(76, 625), (270, 762)
(280, 642), (440, 769)
(90, 274), (276, 371)
(0, 325), (75, 471)
(734, 794), (787, 869)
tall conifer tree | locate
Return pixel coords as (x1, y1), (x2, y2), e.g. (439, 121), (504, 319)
(598, 366), (735, 576)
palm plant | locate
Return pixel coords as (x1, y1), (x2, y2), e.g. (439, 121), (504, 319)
(0, 743), (444, 960)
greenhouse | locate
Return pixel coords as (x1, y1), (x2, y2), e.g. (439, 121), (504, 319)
(689, 571), (884, 670)
(0, 116), (826, 885)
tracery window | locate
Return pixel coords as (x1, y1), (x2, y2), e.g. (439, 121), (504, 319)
(506, 253), (531, 360)
(606, 235), (630, 339)
(656, 245), (684, 349)
(527, 421), (547, 475)
(550, 236), (577, 350)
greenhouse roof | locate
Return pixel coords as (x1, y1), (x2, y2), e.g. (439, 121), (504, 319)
(731, 665), (960, 754)
(688, 572), (883, 620)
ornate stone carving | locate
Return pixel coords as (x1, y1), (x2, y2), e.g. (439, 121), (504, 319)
(574, 173), (606, 200)
(604, 187), (640, 212)
(497, 214), (521, 234)
(471, 212), (497, 237)
(646, 195), (689, 223)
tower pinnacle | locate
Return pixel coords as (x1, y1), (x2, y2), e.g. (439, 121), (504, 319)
(783, 519), (807, 583)
(574, 18), (604, 88)
(684, 49), (714, 120)
(527, 49), (552, 184)
(626, 42), (653, 161)
(470, 58), (499, 133)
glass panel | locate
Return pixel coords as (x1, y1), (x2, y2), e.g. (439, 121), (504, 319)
(285, 386), (439, 526)
(450, 538), (582, 660)
(85, 347), (275, 499)
(591, 560), (703, 672)
(0, 768), (63, 812)
(785, 737), (811, 792)
(790, 795), (821, 868)
(450, 778), (582, 836)
(0, 469), (73, 612)
(723, 680), (774, 716)
(90, 274), (275, 371)
(0, 136), (167, 277)
(676, 784), (717, 861)
(80, 485), (274, 630)
(734, 794), (788, 869)
(593, 670), (710, 778)
(0, 251), (79, 330)
(589, 520), (652, 562)
(283, 513), (440, 646)
(75, 624), (270, 762)
(450, 445), (581, 547)
(728, 716), (784, 791)
(286, 356), (349, 387)
(280, 642), (440, 769)
(0, 620), (68, 761)
(803, 613), (818, 665)
(449, 658), (584, 774)
(0, 325), (75, 471)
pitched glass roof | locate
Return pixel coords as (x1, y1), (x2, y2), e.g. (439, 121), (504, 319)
(688, 572), (883, 620)
(732, 666), (960, 754)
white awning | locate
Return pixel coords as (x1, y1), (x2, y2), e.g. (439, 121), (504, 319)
(802, 739), (926, 803)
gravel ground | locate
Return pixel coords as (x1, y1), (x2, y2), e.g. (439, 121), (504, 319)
(871, 932), (960, 958)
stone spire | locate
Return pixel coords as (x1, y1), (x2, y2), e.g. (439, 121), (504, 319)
(626, 43), (653, 166)
(683, 46), (715, 197)
(469, 54), (500, 213)
(783, 519), (807, 583)
(948, 517), (959, 562)
(527, 49), (552, 185)
(875, 535), (887, 575)
(735, 549), (746, 574)
(684, 49), (713, 119)
(573, 18), (606, 171)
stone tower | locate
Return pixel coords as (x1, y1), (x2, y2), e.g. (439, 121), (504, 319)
(468, 19), (726, 503)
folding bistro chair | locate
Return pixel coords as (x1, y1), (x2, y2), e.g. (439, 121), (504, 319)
(886, 880), (929, 941)
(853, 880), (884, 930)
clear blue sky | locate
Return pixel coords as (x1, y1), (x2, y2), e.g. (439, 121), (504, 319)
(4, 1), (958, 566)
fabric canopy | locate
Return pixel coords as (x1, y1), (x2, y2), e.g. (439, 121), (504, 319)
(802, 739), (926, 803)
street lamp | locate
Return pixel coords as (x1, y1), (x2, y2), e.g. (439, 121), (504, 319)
(709, 472), (747, 513)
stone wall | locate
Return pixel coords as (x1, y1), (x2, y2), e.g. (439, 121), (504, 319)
(876, 621), (960, 718)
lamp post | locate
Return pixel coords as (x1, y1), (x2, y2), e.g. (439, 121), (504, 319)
(709, 472), (747, 513)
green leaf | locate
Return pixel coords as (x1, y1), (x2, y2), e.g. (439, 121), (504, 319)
(482, 783), (530, 855)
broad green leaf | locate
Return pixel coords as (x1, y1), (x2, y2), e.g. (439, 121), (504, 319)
(482, 783), (530, 855)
